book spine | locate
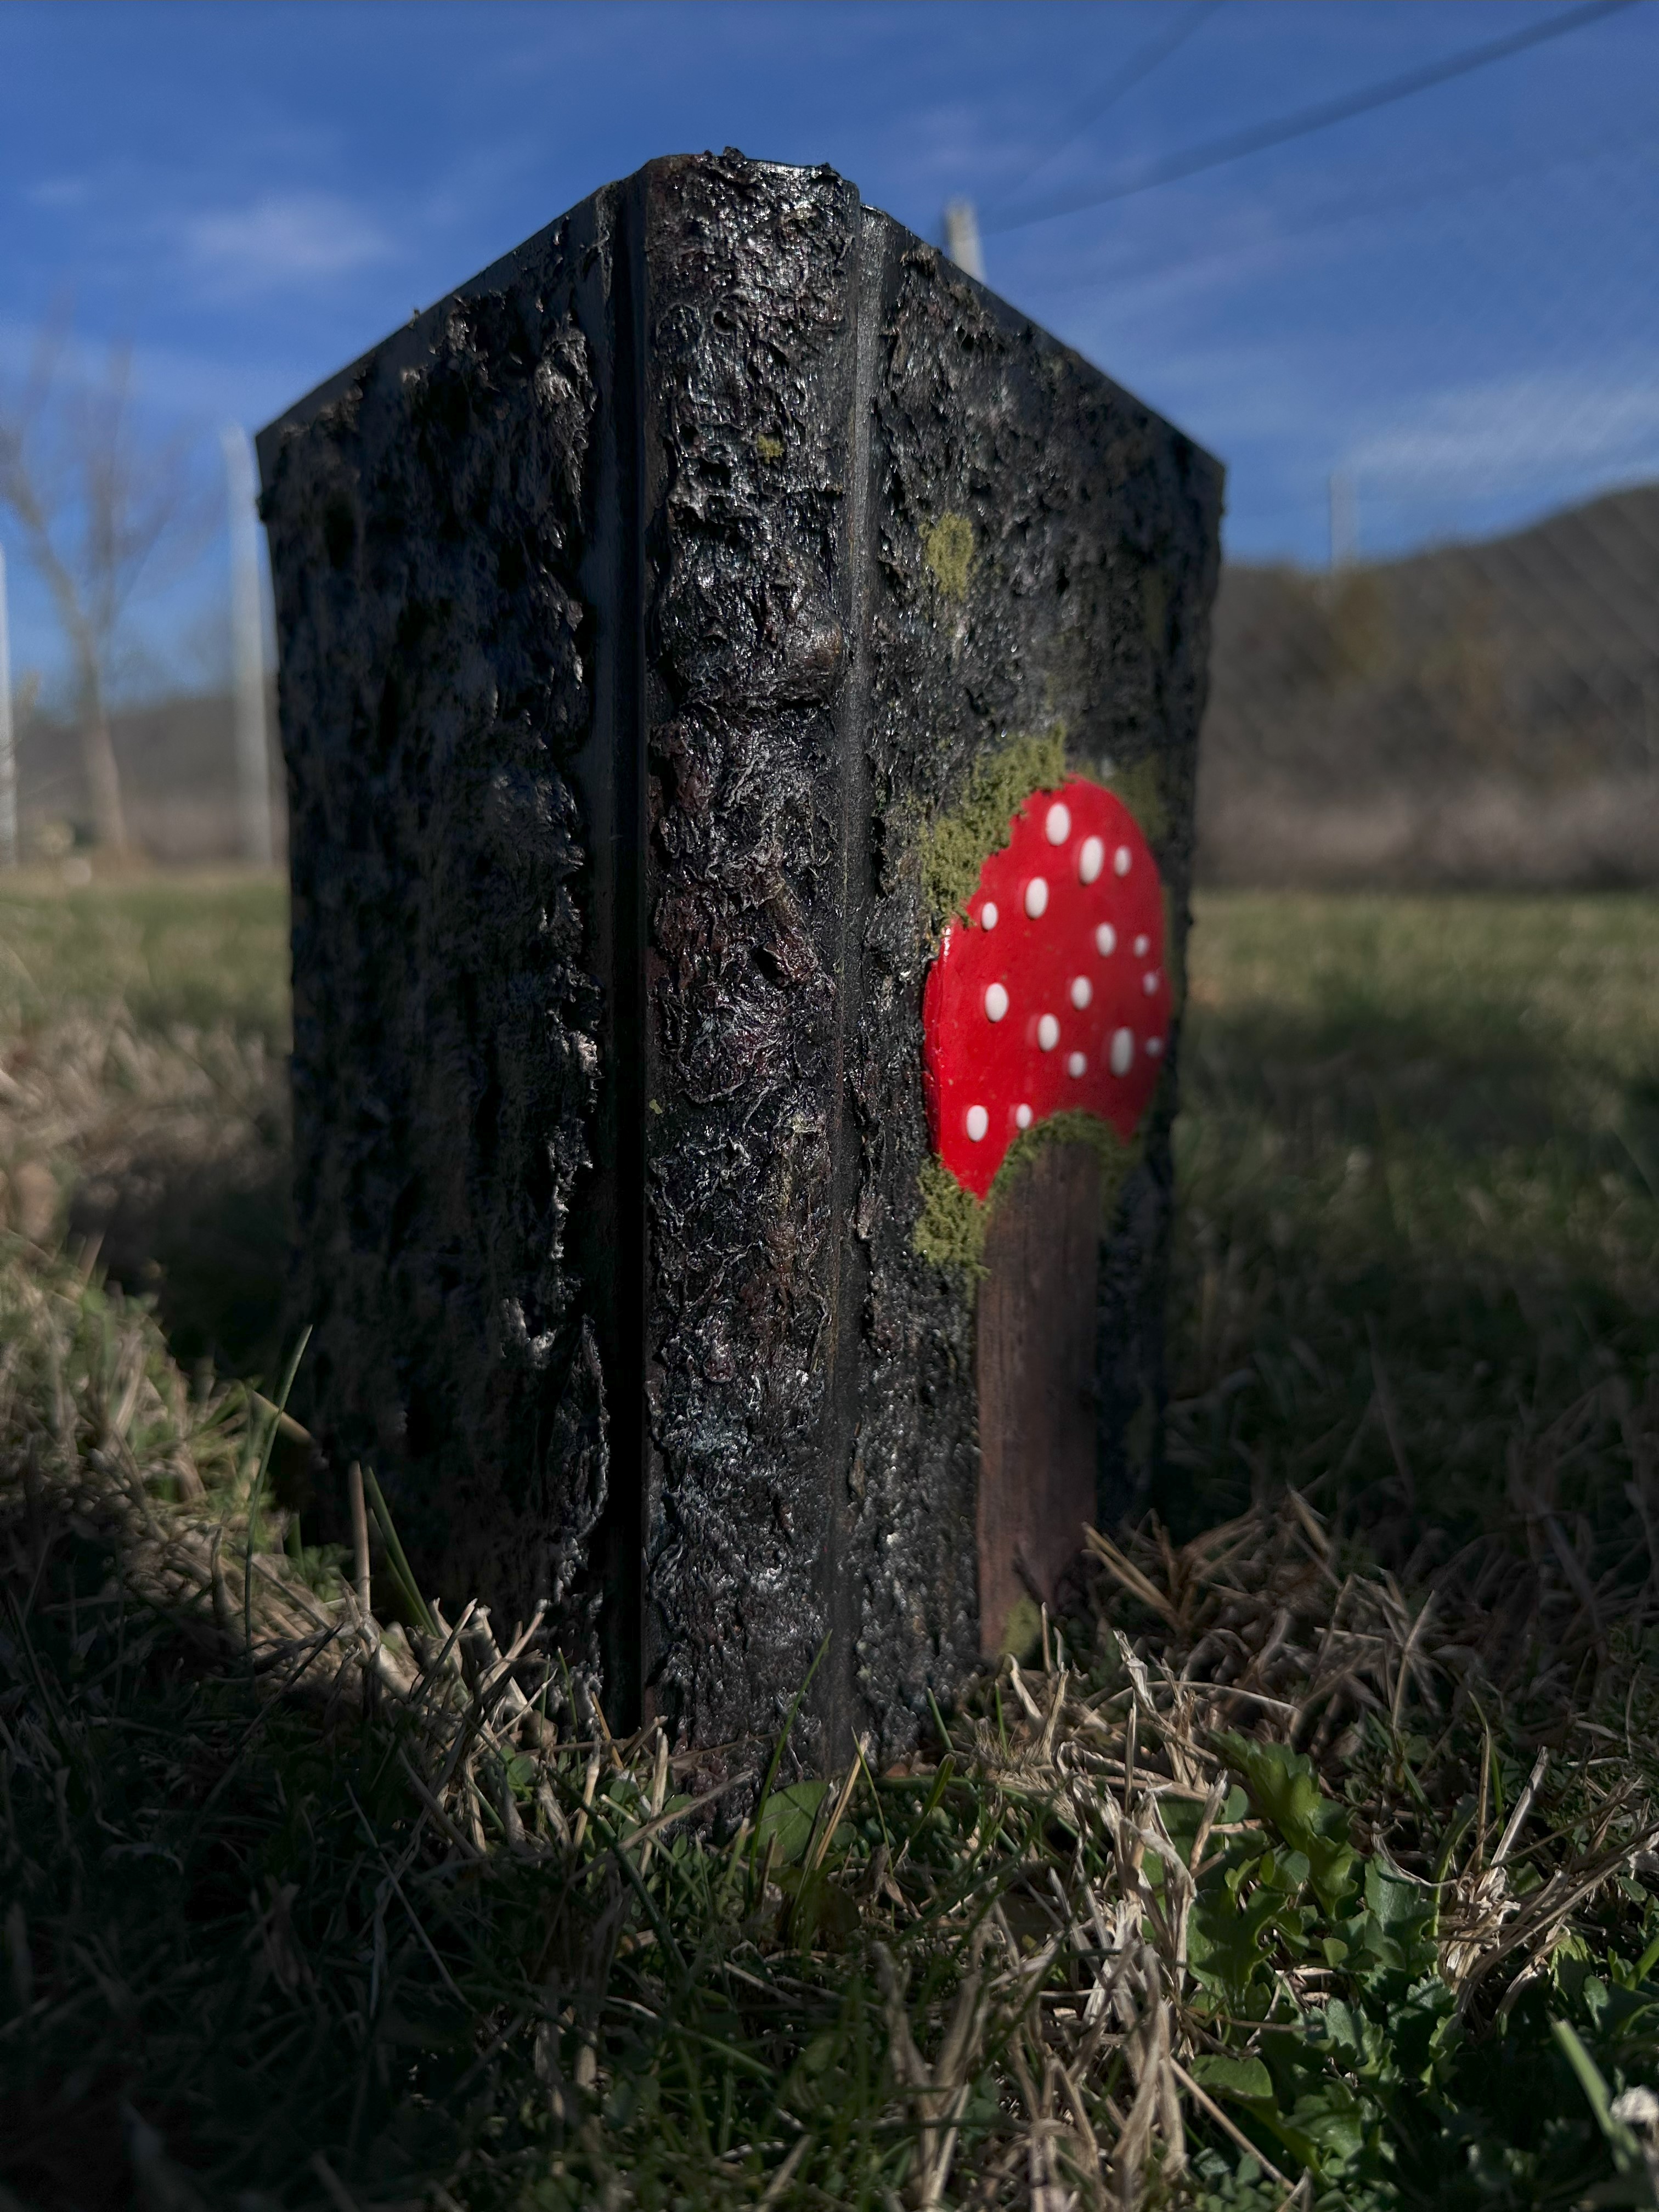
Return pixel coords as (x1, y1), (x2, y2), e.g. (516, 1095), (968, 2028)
(636, 155), (867, 1765)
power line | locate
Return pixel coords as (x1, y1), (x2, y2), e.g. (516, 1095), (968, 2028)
(989, 1), (1222, 219)
(983, 0), (1638, 237)
(1023, 121), (1659, 302)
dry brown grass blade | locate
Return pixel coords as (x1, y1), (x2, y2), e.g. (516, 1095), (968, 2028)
(10, 1221), (1659, 2207)
(1085, 1523), (1181, 1627)
(1170, 2056), (1294, 2193)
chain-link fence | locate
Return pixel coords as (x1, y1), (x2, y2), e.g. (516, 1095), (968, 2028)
(1200, 482), (1659, 887)
(1182, 128), (1659, 887)
(7, 84), (1659, 889)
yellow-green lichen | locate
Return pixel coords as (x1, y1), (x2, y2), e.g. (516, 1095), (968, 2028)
(921, 728), (1068, 933)
(922, 512), (975, 602)
(756, 432), (784, 463)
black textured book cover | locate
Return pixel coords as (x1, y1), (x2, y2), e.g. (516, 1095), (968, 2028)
(258, 151), (1221, 1771)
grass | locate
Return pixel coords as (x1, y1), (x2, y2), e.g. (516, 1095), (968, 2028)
(0, 868), (291, 1378)
(1167, 894), (1659, 1554)
(0, 868), (291, 1046)
(2, 877), (1659, 2211)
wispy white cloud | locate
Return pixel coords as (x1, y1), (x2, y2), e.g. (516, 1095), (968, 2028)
(182, 191), (397, 290)
(26, 175), (95, 211)
(0, 313), (310, 436)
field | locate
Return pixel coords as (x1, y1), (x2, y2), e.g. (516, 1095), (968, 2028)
(1169, 893), (1659, 1546)
(3, 872), (1659, 2210)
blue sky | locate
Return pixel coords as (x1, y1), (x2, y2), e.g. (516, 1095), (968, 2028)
(1, 0), (1655, 698)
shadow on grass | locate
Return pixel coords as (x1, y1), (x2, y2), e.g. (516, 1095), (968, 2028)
(1188, 994), (1572, 1159)
(1166, 991), (1659, 1570)
(69, 1149), (292, 1384)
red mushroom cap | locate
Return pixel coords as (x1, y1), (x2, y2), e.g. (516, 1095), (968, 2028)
(922, 776), (1170, 1200)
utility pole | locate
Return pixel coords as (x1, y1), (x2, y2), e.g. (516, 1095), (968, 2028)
(0, 544), (16, 870)
(1328, 470), (1357, 572)
(943, 198), (986, 281)
(222, 426), (273, 867)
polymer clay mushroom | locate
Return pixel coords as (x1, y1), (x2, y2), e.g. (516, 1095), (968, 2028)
(922, 777), (1171, 1200)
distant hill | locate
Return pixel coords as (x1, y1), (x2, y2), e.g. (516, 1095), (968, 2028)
(1198, 482), (1659, 886)
(14, 483), (1658, 886)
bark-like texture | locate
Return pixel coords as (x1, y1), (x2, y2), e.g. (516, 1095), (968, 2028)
(259, 154), (1221, 1770)
(638, 161), (863, 1772)
(260, 222), (608, 1668)
(849, 233), (1222, 1729)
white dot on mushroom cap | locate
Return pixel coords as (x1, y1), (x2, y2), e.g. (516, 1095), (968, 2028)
(1070, 975), (1091, 1009)
(1067, 1051), (1086, 1077)
(1045, 801), (1071, 845)
(1143, 970), (1159, 995)
(984, 981), (1009, 1022)
(1114, 845), (1131, 878)
(1147, 1037), (1164, 1058)
(1015, 1102), (1032, 1128)
(1132, 934), (1150, 958)
(1025, 877), (1049, 918)
(1079, 836), (1104, 884)
(1109, 1028), (1134, 1076)
(1096, 922), (1116, 957)
(1037, 1013), (1060, 1052)
(980, 901), (998, 930)
(966, 1104), (989, 1142)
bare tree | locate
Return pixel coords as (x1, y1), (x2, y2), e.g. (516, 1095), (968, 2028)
(0, 321), (202, 851)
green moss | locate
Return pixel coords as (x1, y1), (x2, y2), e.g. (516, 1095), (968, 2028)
(998, 1594), (1043, 1662)
(911, 1115), (1143, 1289)
(912, 1156), (989, 1279)
(922, 512), (975, 602)
(990, 1112), (1141, 1231)
(922, 729), (1068, 932)
(1106, 753), (1169, 850)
